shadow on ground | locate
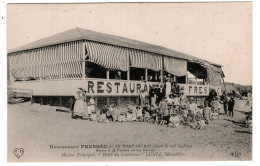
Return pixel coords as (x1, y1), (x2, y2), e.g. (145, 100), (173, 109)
(223, 119), (245, 127)
(234, 130), (252, 134)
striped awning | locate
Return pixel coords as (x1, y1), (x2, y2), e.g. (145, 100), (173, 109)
(188, 59), (224, 86)
(9, 41), (83, 79)
(85, 41), (129, 71)
(129, 49), (162, 71)
(164, 56), (187, 76)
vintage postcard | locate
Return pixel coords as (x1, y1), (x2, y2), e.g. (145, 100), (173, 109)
(6, 2), (252, 162)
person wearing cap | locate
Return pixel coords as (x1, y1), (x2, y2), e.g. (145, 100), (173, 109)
(202, 101), (212, 124)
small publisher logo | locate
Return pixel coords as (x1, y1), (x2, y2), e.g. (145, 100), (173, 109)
(13, 148), (24, 159)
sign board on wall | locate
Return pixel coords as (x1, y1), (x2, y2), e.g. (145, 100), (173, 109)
(12, 79), (221, 96)
(178, 84), (222, 96)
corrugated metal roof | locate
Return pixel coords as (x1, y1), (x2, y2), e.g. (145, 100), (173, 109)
(8, 27), (221, 67)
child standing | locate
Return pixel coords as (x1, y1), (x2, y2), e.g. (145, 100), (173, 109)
(73, 91), (85, 119)
(202, 101), (212, 124)
(159, 97), (167, 124)
(188, 97), (198, 122)
(161, 106), (170, 125)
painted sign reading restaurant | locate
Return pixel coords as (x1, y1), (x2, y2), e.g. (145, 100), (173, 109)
(12, 79), (221, 96)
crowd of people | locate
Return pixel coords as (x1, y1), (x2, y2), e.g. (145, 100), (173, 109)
(71, 78), (242, 129)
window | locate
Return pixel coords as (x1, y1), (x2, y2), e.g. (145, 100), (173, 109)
(176, 76), (186, 84)
(147, 69), (160, 82)
(85, 62), (106, 79)
(130, 67), (145, 81)
(109, 70), (127, 80)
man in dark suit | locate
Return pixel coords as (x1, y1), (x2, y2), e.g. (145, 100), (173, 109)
(228, 95), (235, 117)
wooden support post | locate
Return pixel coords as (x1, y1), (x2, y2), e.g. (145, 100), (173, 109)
(127, 69), (130, 81)
(160, 70), (163, 83)
(136, 97), (139, 105)
(117, 97), (120, 107)
(107, 97), (110, 105)
(82, 40), (85, 80)
(128, 96), (130, 105)
(106, 70), (110, 80)
(195, 66), (198, 85)
(49, 97), (53, 106)
(31, 97), (34, 104)
(59, 97), (62, 107)
(127, 54), (130, 81)
(145, 68), (148, 81)
(40, 97), (44, 105)
(95, 97), (98, 107)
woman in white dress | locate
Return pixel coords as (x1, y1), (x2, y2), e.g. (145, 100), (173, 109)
(165, 80), (172, 98)
(73, 91), (85, 119)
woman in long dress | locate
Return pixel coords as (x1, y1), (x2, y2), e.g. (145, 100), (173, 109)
(73, 91), (85, 119)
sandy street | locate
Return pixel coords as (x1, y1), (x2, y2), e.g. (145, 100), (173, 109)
(8, 100), (252, 162)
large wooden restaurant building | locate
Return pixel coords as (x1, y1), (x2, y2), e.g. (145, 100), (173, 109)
(8, 27), (224, 108)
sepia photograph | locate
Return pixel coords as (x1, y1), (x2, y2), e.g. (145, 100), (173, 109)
(6, 2), (252, 162)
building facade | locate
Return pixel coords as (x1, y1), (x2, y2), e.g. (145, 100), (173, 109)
(7, 27), (224, 108)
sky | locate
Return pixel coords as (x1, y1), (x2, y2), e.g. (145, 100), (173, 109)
(7, 2), (252, 85)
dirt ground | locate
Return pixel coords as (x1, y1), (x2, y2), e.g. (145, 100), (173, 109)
(7, 99), (252, 162)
